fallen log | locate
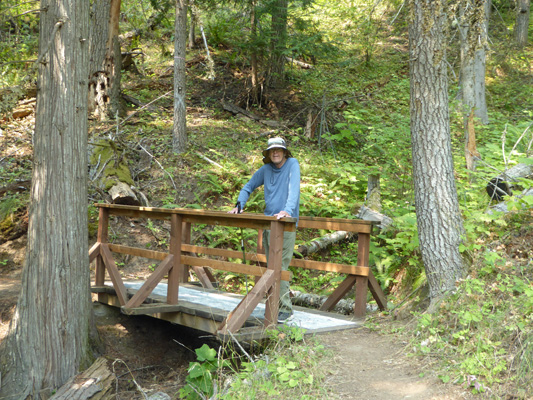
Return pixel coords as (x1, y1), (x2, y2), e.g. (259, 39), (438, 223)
(221, 100), (286, 129)
(49, 357), (114, 400)
(297, 230), (353, 257)
(487, 160), (533, 201)
(221, 100), (260, 121)
(296, 207), (392, 257)
(285, 56), (314, 69)
(0, 180), (31, 197)
(488, 187), (533, 214)
(357, 206), (393, 231)
(109, 181), (140, 206)
(291, 290), (378, 315)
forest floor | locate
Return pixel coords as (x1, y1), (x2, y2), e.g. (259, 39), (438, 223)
(0, 232), (474, 400)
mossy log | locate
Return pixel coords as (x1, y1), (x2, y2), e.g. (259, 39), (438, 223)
(89, 139), (145, 206)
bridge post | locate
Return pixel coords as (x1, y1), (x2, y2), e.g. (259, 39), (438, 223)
(354, 232), (370, 318)
(180, 221), (191, 282)
(95, 207), (109, 289)
(168, 214), (183, 304)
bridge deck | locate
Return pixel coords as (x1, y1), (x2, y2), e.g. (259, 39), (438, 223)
(92, 281), (363, 342)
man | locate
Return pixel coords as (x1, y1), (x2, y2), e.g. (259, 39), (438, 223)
(229, 137), (300, 322)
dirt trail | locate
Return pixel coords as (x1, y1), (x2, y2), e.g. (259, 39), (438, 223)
(322, 328), (472, 399)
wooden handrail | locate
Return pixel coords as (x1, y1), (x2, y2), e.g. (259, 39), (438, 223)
(91, 203), (386, 332)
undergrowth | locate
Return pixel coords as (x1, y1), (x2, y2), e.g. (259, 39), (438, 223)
(179, 326), (330, 400)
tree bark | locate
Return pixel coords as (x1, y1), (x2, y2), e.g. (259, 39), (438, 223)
(88, 0), (123, 120)
(173, 0), (188, 154)
(458, 0), (490, 125)
(0, 0), (97, 397)
(465, 109), (480, 171)
(188, 6), (196, 48)
(515, 0), (530, 47)
(408, 0), (467, 311)
(250, 0), (261, 106)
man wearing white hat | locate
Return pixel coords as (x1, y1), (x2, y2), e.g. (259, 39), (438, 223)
(229, 137), (300, 322)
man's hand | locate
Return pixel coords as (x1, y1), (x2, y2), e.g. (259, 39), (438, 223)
(274, 211), (291, 219)
(228, 207), (243, 214)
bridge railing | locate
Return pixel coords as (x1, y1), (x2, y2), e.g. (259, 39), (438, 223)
(89, 204), (386, 334)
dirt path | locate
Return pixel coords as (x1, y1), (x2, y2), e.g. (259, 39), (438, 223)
(321, 328), (472, 400)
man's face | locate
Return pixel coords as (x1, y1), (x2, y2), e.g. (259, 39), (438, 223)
(269, 148), (286, 167)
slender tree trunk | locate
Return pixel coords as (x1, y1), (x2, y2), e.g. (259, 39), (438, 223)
(0, 0), (96, 397)
(458, 0), (489, 125)
(250, 0), (260, 105)
(267, 0), (288, 88)
(173, 0), (188, 154)
(515, 0), (530, 47)
(408, 0), (467, 311)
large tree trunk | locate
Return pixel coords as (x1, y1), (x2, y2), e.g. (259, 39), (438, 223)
(0, 0), (97, 397)
(408, 0), (467, 312)
(88, 0), (123, 120)
(458, 0), (490, 125)
(173, 0), (188, 154)
(515, 0), (530, 47)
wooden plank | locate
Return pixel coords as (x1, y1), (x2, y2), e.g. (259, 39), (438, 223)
(168, 214), (182, 304)
(263, 220), (284, 328)
(357, 232), (371, 267)
(95, 207), (109, 286)
(94, 205), (170, 220)
(180, 221), (191, 282)
(181, 255), (291, 281)
(354, 232), (371, 317)
(95, 204), (296, 231)
(124, 255), (174, 309)
(218, 269), (276, 334)
(108, 243), (167, 260)
(354, 276), (368, 318)
(367, 269), (387, 311)
(298, 216), (372, 233)
(320, 275), (356, 312)
(192, 266), (215, 289)
(100, 244), (128, 306)
(183, 244), (370, 276)
(89, 242), (101, 263)
(121, 303), (184, 315)
(291, 258), (370, 276)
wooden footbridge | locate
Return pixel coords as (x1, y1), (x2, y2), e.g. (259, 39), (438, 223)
(89, 204), (387, 341)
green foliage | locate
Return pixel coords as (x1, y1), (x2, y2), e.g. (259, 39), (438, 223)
(180, 344), (230, 400)
(221, 327), (328, 399)
(408, 210), (533, 397)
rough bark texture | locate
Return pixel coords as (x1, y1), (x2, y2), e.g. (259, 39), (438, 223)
(173, 0), (188, 154)
(88, 0), (123, 120)
(515, 0), (530, 47)
(408, 0), (466, 311)
(0, 0), (95, 397)
(458, 0), (489, 125)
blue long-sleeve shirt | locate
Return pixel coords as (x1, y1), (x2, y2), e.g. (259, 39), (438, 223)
(237, 158), (300, 225)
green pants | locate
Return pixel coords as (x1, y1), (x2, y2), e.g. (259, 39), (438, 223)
(262, 230), (296, 314)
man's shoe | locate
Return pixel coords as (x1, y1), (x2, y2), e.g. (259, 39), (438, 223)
(277, 312), (294, 323)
